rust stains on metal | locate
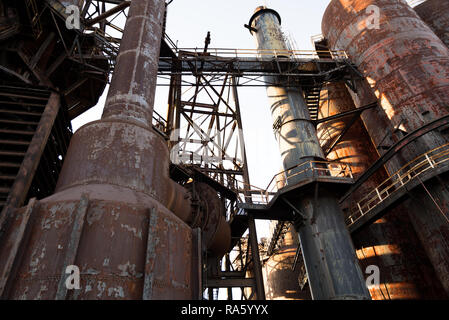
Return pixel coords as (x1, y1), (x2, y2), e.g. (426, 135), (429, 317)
(0, 0), (208, 300)
(262, 224), (311, 300)
(414, 0), (449, 48)
(323, 0), (449, 294)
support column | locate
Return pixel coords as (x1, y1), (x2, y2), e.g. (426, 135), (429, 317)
(247, 6), (370, 300)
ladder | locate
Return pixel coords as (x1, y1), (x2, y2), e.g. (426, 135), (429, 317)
(304, 85), (322, 121)
(0, 85), (71, 214)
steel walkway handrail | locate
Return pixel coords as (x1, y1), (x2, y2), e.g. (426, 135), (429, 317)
(239, 160), (354, 205)
(346, 143), (449, 226)
(176, 47), (348, 60)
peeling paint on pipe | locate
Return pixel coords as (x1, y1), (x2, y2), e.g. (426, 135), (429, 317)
(249, 6), (370, 300)
(0, 0), (200, 299)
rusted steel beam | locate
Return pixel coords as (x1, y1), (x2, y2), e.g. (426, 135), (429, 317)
(324, 113), (360, 157)
(314, 102), (377, 125)
(0, 92), (60, 232)
(55, 194), (89, 300)
(247, 217), (265, 300)
(190, 228), (202, 300)
(0, 198), (38, 298)
(84, 1), (130, 27)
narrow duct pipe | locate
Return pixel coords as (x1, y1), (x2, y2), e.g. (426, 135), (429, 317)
(248, 6), (370, 300)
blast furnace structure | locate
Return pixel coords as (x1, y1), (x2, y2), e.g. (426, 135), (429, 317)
(0, 0), (448, 300)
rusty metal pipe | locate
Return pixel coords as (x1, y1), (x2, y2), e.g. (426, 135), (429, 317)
(249, 6), (370, 300)
(323, 0), (449, 294)
(0, 0), (200, 300)
(414, 0), (449, 48)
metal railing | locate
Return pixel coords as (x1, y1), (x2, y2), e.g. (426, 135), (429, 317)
(241, 160), (354, 204)
(176, 48), (348, 60)
(346, 143), (449, 226)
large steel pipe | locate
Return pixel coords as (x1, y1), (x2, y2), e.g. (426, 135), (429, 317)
(323, 0), (449, 294)
(414, 0), (449, 48)
(319, 82), (447, 299)
(0, 0), (200, 299)
(248, 6), (370, 300)
(249, 7), (323, 183)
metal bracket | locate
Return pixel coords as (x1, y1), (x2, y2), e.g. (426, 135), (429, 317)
(281, 197), (306, 229)
(243, 24), (258, 33)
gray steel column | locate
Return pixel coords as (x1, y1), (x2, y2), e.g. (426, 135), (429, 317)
(247, 6), (370, 300)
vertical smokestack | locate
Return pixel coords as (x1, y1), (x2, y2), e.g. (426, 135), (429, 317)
(247, 6), (370, 300)
(248, 6), (324, 184)
(0, 0), (199, 300)
(102, 0), (163, 127)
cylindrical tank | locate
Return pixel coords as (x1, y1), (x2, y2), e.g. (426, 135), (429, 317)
(0, 0), (220, 299)
(318, 81), (447, 299)
(323, 0), (449, 294)
(318, 82), (378, 181)
(249, 6), (324, 184)
(249, 6), (370, 300)
(262, 223), (311, 300)
(414, 0), (449, 48)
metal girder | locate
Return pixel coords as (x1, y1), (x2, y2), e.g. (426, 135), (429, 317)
(340, 114), (449, 203)
(206, 278), (256, 288)
(313, 101), (378, 125)
(324, 113), (360, 157)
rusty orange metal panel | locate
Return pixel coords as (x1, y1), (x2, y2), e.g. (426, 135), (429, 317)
(319, 81), (447, 299)
(323, 0), (449, 295)
(0, 199), (194, 299)
(415, 0), (449, 48)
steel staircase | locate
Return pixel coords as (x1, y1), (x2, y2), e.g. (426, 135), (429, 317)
(0, 85), (71, 214)
(304, 85), (322, 121)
